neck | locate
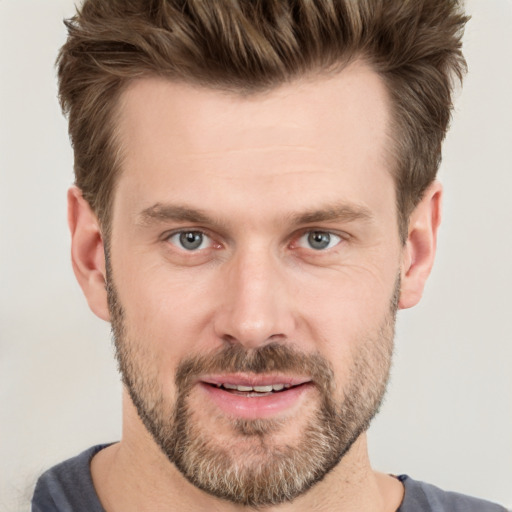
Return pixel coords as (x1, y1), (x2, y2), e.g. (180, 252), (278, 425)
(91, 392), (403, 512)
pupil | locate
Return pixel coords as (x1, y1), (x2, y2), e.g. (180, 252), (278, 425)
(308, 231), (330, 250)
(180, 231), (203, 250)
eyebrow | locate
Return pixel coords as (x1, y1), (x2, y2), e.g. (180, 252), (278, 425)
(137, 204), (222, 227)
(136, 201), (373, 228)
(288, 203), (374, 225)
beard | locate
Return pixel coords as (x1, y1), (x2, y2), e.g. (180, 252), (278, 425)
(106, 269), (398, 507)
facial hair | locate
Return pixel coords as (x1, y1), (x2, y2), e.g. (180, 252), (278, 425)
(106, 268), (398, 507)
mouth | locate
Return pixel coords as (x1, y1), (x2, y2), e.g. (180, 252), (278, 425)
(198, 375), (313, 419)
(209, 382), (295, 397)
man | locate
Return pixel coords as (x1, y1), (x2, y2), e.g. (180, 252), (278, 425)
(31, 1), (507, 511)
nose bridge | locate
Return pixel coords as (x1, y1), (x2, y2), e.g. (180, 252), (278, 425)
(214, 242), (293, 348)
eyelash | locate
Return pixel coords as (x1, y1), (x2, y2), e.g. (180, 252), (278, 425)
(295, 231), (343, 251)
(163, 229), (345, 253)
(165, 230), (217, 251)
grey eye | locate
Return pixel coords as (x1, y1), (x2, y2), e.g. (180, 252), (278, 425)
(168, 231), (210, 251)
(308, 232), (331, 250)
(297, 231), (341, 250)
(179, 231), (204, 250)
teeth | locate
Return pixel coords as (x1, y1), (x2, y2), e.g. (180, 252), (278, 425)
(219, 383), (292, 392)
(253, 385), (273, 393)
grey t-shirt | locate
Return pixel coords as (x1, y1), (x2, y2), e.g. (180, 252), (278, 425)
(32, 444), (507, 512)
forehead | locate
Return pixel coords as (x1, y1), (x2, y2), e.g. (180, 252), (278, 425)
(113, 62), (394, 225)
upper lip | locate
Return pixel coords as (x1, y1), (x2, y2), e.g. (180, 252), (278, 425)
(200, 373), (312, 388)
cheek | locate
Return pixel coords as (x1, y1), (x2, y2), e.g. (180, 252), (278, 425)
(115, 265), (216, 374)
(298, 262), (397, 322)
(295, 265), (397, 368)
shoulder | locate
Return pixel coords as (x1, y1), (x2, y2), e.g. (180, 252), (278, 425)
(398, 475), (508, 512)
(31, 444), (111, 512)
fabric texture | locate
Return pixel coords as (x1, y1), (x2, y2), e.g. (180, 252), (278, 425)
(32, 445), (107, 512)
(396, 475), (508, 512)
(32, 444), (507, 512)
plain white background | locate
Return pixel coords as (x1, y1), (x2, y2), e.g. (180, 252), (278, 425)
(1, 1), (511, 510)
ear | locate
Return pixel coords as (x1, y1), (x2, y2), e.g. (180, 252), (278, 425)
(399, 181), (442, 310)
(68, 186), (110, 321)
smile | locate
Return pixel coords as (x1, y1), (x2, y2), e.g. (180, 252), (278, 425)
(214, 383), (292, 395)
(199, 375), (313, 419)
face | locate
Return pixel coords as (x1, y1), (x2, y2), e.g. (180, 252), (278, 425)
(106, 63), (403, 506)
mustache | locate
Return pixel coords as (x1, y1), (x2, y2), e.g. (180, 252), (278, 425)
(175, 342), (335, 393)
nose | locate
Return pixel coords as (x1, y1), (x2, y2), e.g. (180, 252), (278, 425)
(213, 246), (295, 349)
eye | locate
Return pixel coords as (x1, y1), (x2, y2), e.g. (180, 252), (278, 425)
(297, 231), (342, 251)
(167, 230), (212, 251)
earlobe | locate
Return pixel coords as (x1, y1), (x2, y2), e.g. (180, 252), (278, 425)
(68, 186), (110, 321)
(399, 181), (443, 310)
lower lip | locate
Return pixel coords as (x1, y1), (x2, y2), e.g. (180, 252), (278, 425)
(200, 382), (313, 420)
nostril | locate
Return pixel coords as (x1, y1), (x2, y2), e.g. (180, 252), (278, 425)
(222, 334), (238, 345)
(221, 333), (286, 344)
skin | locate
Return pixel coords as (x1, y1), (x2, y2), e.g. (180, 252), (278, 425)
(69, 61), (442, 511)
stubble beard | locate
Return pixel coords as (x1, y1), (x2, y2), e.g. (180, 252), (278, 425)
(106, 270), (398, 507)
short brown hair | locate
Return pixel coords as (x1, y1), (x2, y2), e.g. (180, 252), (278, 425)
(57, 0), (468, 240)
